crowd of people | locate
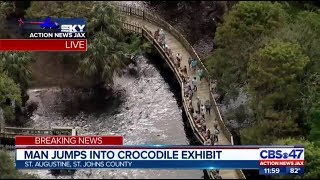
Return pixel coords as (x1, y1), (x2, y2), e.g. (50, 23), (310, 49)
(153, 28), (222, 179)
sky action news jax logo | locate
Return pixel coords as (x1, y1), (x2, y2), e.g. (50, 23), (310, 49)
(18, 17), (86, 39)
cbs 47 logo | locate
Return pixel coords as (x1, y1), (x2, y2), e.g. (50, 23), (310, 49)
(260, 149), (304, 159)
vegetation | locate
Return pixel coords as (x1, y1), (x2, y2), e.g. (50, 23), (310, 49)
(205, 1), (320, 178)
(26, 1), (150, 89)
(0, 73), (22, 123)
(0, 2), (13, 38)
(0, 150), (38, 179)
(206, 1), (288, 99)
(274, 138), (320, 179)
(0, 1), (150, 176)
(0, 2), (32, 125)
(0, 52), (33, 91)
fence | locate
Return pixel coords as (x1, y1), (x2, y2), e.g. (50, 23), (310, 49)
(121, 21), (206, 143)
(117, 4), (246, 179)
(116, 3), (234, 145)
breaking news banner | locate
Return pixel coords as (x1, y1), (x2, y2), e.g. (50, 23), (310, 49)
(0, 17), (87, 51)
(15, 136), (304, 176)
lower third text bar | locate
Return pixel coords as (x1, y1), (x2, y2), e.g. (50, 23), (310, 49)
(0, 39), (87, 52)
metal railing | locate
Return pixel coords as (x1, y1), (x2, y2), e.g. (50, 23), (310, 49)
(116, 3), (234, 145)
(117, 4), (246, 179)
(121, 22), (206, 143)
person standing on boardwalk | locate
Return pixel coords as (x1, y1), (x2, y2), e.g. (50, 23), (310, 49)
(154, 29), (160, 41)
(176, 53), (182, 68)
(204, 137), (211, 145)
(213, 124), (220, 142)
(192, 77), (197, 91)
(180, 65), (187, 75)
(205, 99), (211, 114)
(197, 68), (204, 82)
(188, 57), (192, 68)
(197, 98), (201, 112)
(200, 104), (206, 119)
(191, 59), (198, 72)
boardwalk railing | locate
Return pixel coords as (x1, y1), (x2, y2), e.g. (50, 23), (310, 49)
(0, 127), (52, 139)
(121, 22), (206, 143)
(117, 4), (246, 179)
(116, 3), (234, 145)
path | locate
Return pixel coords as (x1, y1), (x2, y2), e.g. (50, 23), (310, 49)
(124, 15), (239, 179)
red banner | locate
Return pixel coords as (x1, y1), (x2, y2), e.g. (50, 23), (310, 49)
(0, 39), (87, 51)
(15, 136), (123, 146)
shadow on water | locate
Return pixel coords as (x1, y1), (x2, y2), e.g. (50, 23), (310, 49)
(146, 51), (263, 179)
(56, 88), (126, 117)
(24, 51), (204, 178)
(145, 52), (201, 146)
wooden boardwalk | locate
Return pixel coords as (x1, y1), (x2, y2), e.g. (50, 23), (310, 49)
(123, 15), (240, 179)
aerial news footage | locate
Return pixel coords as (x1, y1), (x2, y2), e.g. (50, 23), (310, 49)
(1, 0), (319, 179)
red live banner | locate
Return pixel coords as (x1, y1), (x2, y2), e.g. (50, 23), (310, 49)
(15, 136), (123, 146)
(0, 39), (87, 51)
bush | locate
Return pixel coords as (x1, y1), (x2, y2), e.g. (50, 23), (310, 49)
(0, 150), (38, 179)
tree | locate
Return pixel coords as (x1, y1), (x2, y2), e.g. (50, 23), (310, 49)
(302, 73), (320, 143)
(240, 40), (310, 145)
(205, 1), (288, 99)
(274, 138), (320, 179)
(77, 31), (127, 86)
(0, 2), (14, 38)
(247, 40), (309, 119)
(0, 150), (38, 179)
(215, 1), (287, 48)
(26, 1), (149, 91)
(0, 52), (33, 91)
(0, 73), (22, 124)
(123, 34), (152, 59)
(240, 113), (300, 145)
(272, 11), (320, 72)
(77, 2), (150, 88)
(76, 2), (126, 87)
(25, 1), (93, 18)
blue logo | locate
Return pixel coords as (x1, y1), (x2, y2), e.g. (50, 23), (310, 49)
(260, 149), (304, 159)
(18, 17), (60, 30)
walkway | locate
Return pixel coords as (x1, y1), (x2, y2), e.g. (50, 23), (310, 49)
(123, 15), (240, 179)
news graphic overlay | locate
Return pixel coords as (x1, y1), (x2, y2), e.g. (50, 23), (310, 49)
(15, 137), (304, 175)
(0, 17), (87, 51)
(259, 148), (304, 176)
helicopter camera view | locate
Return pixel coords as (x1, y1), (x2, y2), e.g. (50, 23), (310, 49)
(0, 1), (319, 179)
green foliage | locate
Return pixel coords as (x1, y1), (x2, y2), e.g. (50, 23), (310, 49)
(302, 73), (320, 142)
(77, 2), (150, 86)
(205, 1), (288, 99)
(274, 138), (320, 179)
(0, 150), (38, 179)
(25, 1), (93, 18)
(273, 11), (320, 69)
(247, 40), (309, 116)
(0, 52), (33, 90)
(272, 11), (320, 143)
(77, 31), (127, 84)
(241, 40), (309, 145)
(226, 104), (251, 125)
(241, 113), (300, 145)
(0, 2), (13, 18)
(215, 1), (286, 48)
(124, 34), (152, 57)
(0, 73), (21, 124)
(0, 2), (14, 38)
(26, 1), (149, 87)
(206, 1), (320, 155)
(77, 2), (127, 85)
